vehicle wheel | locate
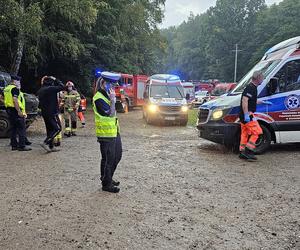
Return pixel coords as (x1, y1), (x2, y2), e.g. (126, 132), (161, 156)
(255, 124), (272, 154)
(0, 112), (11, 138)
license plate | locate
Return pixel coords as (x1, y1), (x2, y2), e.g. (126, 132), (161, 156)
(165, 116), (176, 121)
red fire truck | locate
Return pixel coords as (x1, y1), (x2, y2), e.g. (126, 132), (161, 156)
(93, 72), (148, 112)
(114, 74), (148, 112)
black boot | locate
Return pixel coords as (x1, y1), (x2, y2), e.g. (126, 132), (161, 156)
(246, 148), (257, 161)
(25, 141), (32, 146)
(100, 177), (120, 187)
(112, 180), (120, 186)
(18, 146), (32, 151)
(102, 185), (120, 193)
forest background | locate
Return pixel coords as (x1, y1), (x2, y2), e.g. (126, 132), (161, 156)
(0, 0), (299, 95)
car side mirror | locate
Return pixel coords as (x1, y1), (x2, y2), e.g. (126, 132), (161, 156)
(267, 77), (279, 96)
(186, 93), (190, 100)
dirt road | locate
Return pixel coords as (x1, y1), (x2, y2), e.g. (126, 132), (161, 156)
(0, 109), (299, 250)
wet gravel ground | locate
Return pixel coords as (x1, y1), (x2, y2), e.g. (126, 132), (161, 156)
(0, 109), (299, 250)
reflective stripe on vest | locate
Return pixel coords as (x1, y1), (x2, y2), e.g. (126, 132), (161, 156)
(3, 85), (26, 112)
(19, 92), (26, 113)
(93, 91), (117, 138)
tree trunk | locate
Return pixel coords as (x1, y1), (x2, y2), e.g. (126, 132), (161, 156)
(10, 0), (25, 76)
(11, 35), (24, 75)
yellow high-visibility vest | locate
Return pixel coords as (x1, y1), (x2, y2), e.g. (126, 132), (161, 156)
(92, 91), (118, 138)
(3, 84), (26, 112)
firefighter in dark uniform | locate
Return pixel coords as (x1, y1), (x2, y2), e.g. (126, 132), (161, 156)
(3, 75), (31, 151)
(239, 70), (265, 160)
(93, 72), (122, 193)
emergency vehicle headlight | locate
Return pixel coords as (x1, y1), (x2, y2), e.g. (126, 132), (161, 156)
(181, 106), (189, 112)
(212, 109), (224, 120)
(148, 104), (158, 113)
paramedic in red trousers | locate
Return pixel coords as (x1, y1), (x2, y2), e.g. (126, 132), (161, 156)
(93, 72), (122, 193)
(37, 76), (65, 152)
(239, 70), (265, 160)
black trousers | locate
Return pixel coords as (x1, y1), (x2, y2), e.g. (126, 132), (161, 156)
(42, 114), (61, 149)
(7, 110), (26, 148)
(99, 134), (122, 187)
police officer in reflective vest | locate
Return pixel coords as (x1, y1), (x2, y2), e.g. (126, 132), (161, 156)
(93, 72), (122, 193)
(239, 70), (265, 160)
(3, 75), (32, 151)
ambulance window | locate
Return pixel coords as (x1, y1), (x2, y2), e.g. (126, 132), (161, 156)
(274, 59), (300, 93)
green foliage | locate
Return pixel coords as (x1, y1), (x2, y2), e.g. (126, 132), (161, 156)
(188, 109), (198, 127)
(0, 0), (166, 95)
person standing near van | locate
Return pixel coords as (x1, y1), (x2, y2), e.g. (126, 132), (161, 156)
(3, 75), (32, 151)
(93, 72), (122, 193)
(239, 71), (264, 160)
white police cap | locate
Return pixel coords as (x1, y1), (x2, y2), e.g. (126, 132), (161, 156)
(101, 71), (121, 83)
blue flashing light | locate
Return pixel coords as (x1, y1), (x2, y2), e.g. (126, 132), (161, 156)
(94, 67), (103, 78)
(151, 74), (181, 81)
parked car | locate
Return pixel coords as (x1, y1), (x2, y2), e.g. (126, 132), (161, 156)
(192, 90), (210, 108)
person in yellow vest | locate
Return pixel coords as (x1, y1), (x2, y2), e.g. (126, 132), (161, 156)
(93, 72), (122, 193)
(61, 81), (80, 137)
(3, 75), (31, 151)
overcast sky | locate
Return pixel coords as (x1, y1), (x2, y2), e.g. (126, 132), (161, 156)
(161, 0), (283, 28)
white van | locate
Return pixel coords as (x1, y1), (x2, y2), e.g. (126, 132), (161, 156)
(197, 36), (300, 153)
(143, 74), (189, 126)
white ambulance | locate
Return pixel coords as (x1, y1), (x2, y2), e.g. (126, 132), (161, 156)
(197, 36), (300, 153)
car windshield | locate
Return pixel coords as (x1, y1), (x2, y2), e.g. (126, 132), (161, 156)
(231, 59), (281, 94)
(211, 87), (227, 96)
(196, 91), (208, 96)
(150, 84), (184, 99)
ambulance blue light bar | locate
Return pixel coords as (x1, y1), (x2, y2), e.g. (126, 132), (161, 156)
(151, 74), (181, 81)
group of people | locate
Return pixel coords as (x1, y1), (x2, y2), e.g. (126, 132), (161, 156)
(2, 76), (86, 151)
(3, 73), (123, 193)
(2, 69), (265, 192)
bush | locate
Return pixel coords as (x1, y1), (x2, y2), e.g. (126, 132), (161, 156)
(188, 109), (198, 126)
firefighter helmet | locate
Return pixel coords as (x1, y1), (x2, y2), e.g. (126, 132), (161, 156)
(66, 81), (74, 87)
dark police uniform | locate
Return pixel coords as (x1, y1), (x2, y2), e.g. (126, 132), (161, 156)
(4, 84), (27, 150)
(94, 88), (122, 188)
